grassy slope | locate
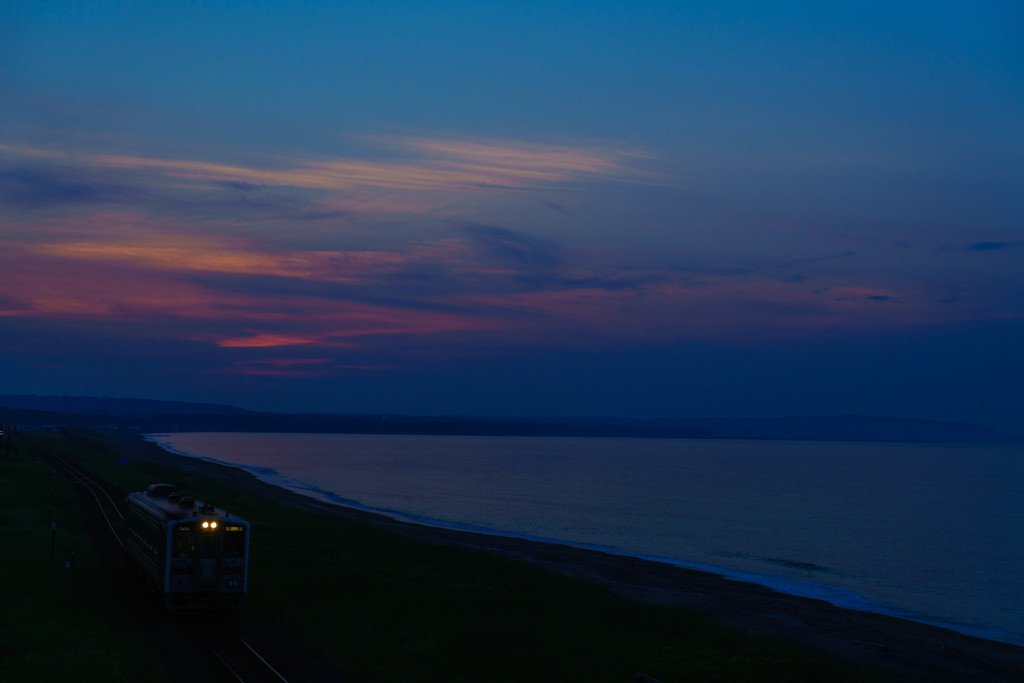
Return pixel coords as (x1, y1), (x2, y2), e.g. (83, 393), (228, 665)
(0, 436), (163, 682)
(10, 431), (894, 682)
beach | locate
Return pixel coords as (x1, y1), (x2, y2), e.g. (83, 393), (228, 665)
(114, 433), (1024, 681)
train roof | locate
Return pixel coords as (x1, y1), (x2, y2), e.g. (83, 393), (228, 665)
(127, 483), (246, 523)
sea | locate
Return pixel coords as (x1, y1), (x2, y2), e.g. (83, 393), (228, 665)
(145, 432), (1024, 647)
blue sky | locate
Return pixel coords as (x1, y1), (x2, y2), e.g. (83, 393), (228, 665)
(2, 1), (1022, 430)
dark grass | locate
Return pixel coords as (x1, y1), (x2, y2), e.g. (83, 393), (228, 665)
(0, 435), (164, 682)
(15, 430), (897, 682)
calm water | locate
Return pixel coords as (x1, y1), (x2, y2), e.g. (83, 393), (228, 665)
(146, 432), (1024, 646)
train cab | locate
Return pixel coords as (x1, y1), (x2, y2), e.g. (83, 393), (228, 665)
(125, 483), (249, 608)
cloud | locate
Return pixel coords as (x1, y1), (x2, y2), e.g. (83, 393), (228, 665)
(0, 168), (108, 208)
(1, 135), (654, 238)
(10, 211), (966, 344)
(0, 163), (1001, 366)
(391, 136), (640, 177)
(14, 211), (444, 279)
(0, 215), (513, 349)
(225, 357), (337, 377)
(214, 332), (319, 348)
(0, 160), (325, 226)
(966, 241), (1020, 251)
(35, 134), (651, 195)
(464, 225), (566, 269)
(777, 250), (858, 268)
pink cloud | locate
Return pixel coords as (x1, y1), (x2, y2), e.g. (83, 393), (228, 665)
(0, 191), (990, 366)
(215, 333), (319, 348)
(1, 210), (981, 352)
(1, 209), (495, 333)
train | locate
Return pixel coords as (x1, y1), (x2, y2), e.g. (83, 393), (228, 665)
(125, 483), (249, 609)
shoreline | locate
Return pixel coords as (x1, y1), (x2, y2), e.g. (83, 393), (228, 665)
(197, 457), (1023, 647)
(144, 433), (1023, 649)
(126, 432), (1024, 681)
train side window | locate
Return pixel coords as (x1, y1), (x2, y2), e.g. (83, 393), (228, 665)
(173, 524), (195, 558)
(223, 526), (246, 558)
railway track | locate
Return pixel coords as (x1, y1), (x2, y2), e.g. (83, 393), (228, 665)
(39, 440), (128, 549)
(203, 630), (290, 683)
(28, 433), (295, 683)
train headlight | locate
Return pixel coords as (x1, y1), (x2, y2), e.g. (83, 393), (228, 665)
(202, 521), (209, 529)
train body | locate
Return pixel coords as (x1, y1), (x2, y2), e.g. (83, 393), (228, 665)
(125, 483), (249, 609)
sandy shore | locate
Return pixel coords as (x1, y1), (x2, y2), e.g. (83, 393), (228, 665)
(119, 433), (1023, 682)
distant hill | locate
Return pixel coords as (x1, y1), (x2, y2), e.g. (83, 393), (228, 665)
(615, 415), (1018, 443)
(0, 395), (1018, 443)
(456, 414), (1020, 443)
(0, 394), (254, 417)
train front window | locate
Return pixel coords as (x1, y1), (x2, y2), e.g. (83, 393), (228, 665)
(172, 524), (195, 558)
(223, 525), (246, 558)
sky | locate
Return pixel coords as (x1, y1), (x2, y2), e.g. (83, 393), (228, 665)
(1, 1), (1022, 431)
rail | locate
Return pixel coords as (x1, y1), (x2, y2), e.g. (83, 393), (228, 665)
(31, 436), (127, 549)
(204, 631), (291, 683)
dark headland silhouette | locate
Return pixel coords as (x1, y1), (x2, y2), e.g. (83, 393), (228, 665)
(0, 394), (1018, 443)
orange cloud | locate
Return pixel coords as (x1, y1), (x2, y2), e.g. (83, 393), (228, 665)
(398, 137), (625, 175)
(45, 133), (653, 195)
(34, 239), (409, 282)
(88, 154), (589, 192)
(16, 212), (431, 284)
(0, 143), (67, 160)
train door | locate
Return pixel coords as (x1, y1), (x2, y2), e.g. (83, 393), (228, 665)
(197, 526), (220, 590)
